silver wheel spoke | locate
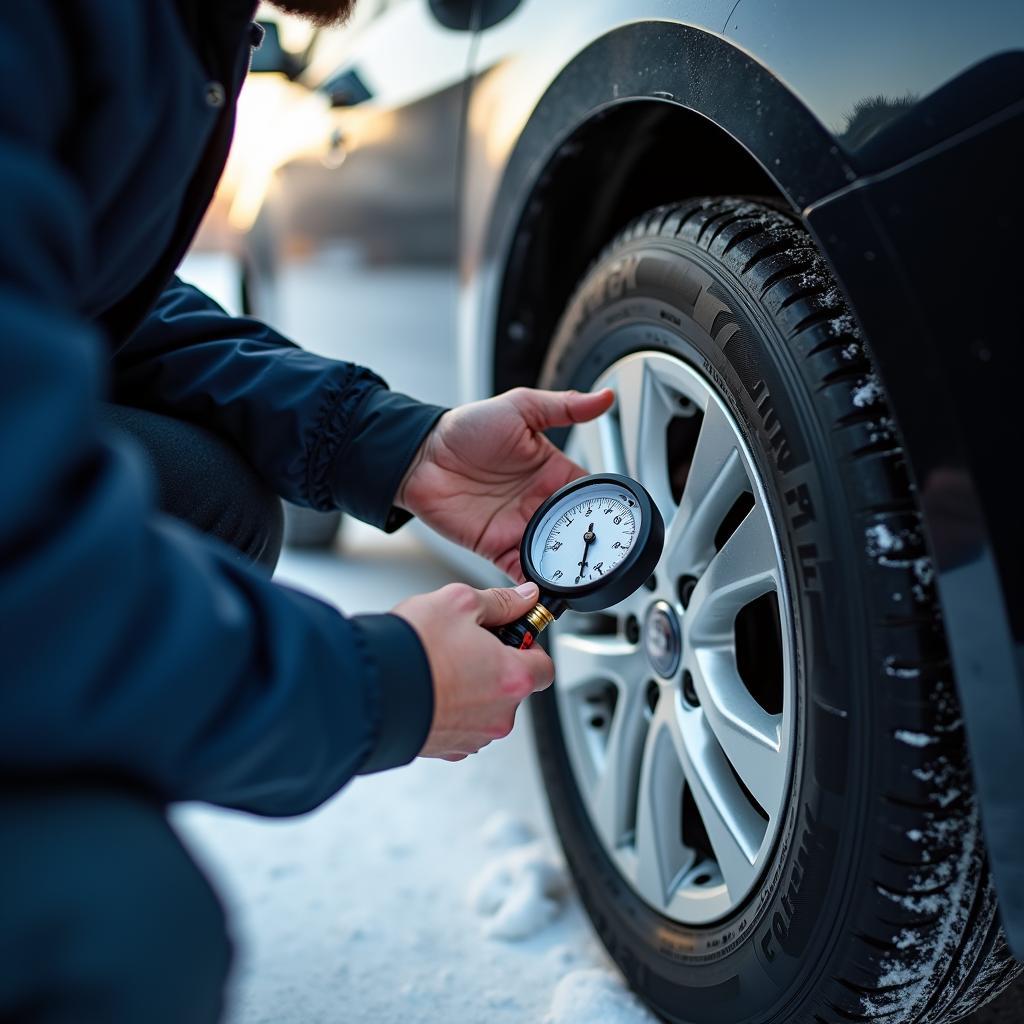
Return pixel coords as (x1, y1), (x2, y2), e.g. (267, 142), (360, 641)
(633, 700), (692, 907)
(676, 709), (765, 900)
(683, 504), (784, 810)
(687, 646), (785, 814)
(664, 398), (749, 574)
(590, 680), (648, 851)
(570, 412), (627, 477)
(552, 630), (647, 848)
(608, 358), (676, 521)
(685, 503), (778, 642)
(552, 631), (641, 693)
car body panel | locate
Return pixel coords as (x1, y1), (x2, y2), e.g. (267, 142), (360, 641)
(805, 101), (1024, 952)
(242, 1), (470, 408)
(726, 0), (1024, 172)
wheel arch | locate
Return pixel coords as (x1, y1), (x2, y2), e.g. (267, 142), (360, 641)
(486, 20), (858, 395)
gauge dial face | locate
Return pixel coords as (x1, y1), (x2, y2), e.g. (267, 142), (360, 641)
(529, 482), (642, 588)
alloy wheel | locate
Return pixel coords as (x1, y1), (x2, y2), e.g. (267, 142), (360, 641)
(553, 350), (796, 925)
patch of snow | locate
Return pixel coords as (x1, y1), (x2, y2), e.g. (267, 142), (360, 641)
(895, 730), (938, 748)
(884, 656), (921, 679)
(485, 990), (519, 1010)
(866, 799), (983, 1019)
(866, 523), (904, 557)
(852, 374), (883, 407)
(947, 933), (1024, 1019)
(545, 969), (658, 1024)
(876, 884), (945, 916)
(481, 811), (536, 850)
(546, 944), (581, 970)
(469, 841), (569, 941)
(907, 829), (924, 842)
(913, 556), (934, 586)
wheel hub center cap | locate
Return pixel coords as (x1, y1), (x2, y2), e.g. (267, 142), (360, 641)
(643, 600), (682, 678)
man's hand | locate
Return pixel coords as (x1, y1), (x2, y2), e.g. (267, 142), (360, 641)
(396, 387), (615, 580)
(394, 581), (554, 760)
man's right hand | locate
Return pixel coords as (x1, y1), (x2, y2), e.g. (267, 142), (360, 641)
(394, 581), (554, 761)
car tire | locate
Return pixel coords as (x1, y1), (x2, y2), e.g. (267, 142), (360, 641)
(965, 979), (1024, 1024)
(531, 198), (1021, 1023)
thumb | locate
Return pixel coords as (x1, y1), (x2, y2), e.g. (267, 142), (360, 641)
(476, 581), (539, 627)
(513, 387), (614, 431)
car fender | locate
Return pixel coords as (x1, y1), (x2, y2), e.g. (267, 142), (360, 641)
(461, 18), (854, 405)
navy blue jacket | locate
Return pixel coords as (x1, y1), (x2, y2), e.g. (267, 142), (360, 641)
(0, 1), (443, 814)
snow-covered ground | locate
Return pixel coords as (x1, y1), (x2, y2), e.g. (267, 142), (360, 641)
(174, 251), (656, 1022)
(175, 523), (654, 1023)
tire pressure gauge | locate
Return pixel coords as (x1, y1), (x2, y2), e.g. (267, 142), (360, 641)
(493, 474), (665, 649)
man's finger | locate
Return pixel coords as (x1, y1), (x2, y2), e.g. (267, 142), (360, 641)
(476, 582), (539, 626)
(511, 387), (614, 431)
(520, 647), (555, 691)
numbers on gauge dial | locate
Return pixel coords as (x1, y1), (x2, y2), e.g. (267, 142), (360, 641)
(536, 492), (637, 586)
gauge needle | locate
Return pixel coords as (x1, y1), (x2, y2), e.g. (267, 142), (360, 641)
(577, 523), (596, 581)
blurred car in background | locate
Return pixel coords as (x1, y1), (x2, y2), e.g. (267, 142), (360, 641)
(216, 3), (1024, 1021)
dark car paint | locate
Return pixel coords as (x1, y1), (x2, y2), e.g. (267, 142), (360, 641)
(804, 105), (1024, 951)
(254, 0), (1024, 948)
(726, 0), (1024, 173)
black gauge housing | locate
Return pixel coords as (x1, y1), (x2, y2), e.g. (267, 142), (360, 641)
(520, 473), (664, 613)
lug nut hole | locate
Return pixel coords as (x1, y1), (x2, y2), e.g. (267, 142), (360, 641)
(625, 615), (641, 644)
(643, 573), (658, 592)
(682, 670), (700, 707)
(645, 680), (660, 715)
(678, 575), (698, 609)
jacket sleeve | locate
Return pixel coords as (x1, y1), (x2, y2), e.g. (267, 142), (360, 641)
(113, 278), (446, 531)
(0, 8), (434, 815)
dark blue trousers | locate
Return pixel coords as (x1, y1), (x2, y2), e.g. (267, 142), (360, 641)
(1, 408), (284, 1022)
(0, 784), (232, 1023)
(103, 404), (284, 571)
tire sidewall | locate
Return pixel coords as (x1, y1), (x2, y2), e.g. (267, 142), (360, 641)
(533, 239), (870, 1022)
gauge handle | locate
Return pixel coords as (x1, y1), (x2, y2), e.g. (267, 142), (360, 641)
(492, 595), (567, 650)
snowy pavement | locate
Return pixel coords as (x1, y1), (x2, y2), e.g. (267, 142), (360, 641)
(174, 522), (656, 1024)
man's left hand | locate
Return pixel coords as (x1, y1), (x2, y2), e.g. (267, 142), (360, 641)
(397, 387), (615, 580)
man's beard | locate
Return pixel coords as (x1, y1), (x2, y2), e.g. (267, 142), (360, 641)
(265, 0), (358, 27)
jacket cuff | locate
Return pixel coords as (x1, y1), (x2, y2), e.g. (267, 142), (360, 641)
(352, 613), (434, 774)
(331, 388), (446, 532)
